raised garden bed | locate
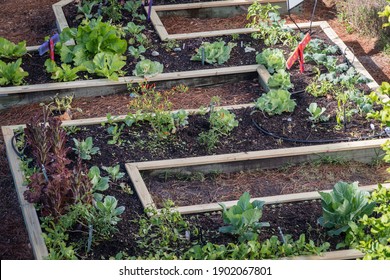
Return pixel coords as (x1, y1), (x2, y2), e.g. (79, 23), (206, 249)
(3, 99), (390, 259)
(0, 2), (378, 109)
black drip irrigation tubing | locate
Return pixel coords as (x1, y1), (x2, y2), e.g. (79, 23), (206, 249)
(11, 132), (25, 158)
(251, 117), (388, 144)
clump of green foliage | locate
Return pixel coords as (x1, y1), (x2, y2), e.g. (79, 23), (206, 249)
(191, 41), (236, 65)
(256, 48), (286, 74)
(219, 192), (269, 242)
(246, 2), (298, 47)
(0, 59), (28, 86)
(132, 59), (163, 78)
(318, 181), (376, 236)
(0, 37), (27, 59)
(255, 89), (296, 116)
(198, 98), (239, 151)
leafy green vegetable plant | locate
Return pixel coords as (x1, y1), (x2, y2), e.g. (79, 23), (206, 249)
(255, 89), (296, 116)
(344, 184), (390, 259)
(191, 41), (236, 65)
(267, 69), (293, 90)
(378, 0), (390, 28)
(185, 234), (329, 260)
(306, 103), (329, 123)
(256, 48), (286, 74)
(51, 17), (127, 81)
(44, 60), (84, 82)
(135, 200), (197, 258)
(246, 2), (298, 47)
(318, 181), (376, 236)
(0, 37), (27, 59)
(72, 137), (100, 160)
(88, 166), (109, 201)
(367, 82), (390, 126)
(0, 58), (28, 86)
(219, 192), (269, 242)
(102, 164), (125, 182)
(133, 59), (163, 78)
(198, 103), (239, 151)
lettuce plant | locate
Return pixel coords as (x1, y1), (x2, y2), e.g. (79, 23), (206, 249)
(191, 41), (236, 65)
(133, 59), (163, 78)
(318, 181), (376, 236)
(267, 69), (293, 90)
(84, 52), (126, 80)
(219, 192), (269, 242)
(0, 37), (27, 59)
(0, 59), (28, 86)
(255, 89), (296, 116)
(256, 48), (286, 74)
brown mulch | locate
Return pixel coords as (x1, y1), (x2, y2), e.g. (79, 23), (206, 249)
(145, 161), (388, 208)
(0, 0), (58, 46)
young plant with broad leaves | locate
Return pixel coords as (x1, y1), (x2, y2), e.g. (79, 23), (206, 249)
(191, 41), (236, 65)
(72, 137), (100, 160)
(256, 48), (286, 74)
(255, 89), (296, 116)
(318, 181), (376, 236)
(219, 192), (270, 242)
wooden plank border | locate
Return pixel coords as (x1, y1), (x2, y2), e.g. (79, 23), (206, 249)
(1, 126), (48, 260)
(125, 139), (389, 215)
(148, 0), (289, 41)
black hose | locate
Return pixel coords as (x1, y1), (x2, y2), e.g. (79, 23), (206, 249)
(11, 132), (24, 158)
(251, 116), (387, 144)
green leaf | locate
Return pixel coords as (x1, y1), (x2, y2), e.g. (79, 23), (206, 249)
(0, 37), (27, 59)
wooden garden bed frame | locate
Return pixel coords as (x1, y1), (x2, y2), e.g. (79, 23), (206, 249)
(0, 0), (377, 109)
(3, 103), (389, 260)
(147, 0), (288, 40)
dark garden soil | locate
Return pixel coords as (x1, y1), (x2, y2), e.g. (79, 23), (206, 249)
(1, 0), (390, 260)
(144, 161), (389, 208)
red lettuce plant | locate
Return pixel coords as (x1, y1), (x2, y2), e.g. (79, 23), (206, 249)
(24, 111), (92, 218)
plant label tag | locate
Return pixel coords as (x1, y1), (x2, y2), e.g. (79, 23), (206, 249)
(147, 0), (153, 21)
(38, 34), (60, 56)
(286, 33), (311, 73)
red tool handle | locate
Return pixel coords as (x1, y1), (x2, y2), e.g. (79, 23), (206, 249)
(49, 39), (55, 61)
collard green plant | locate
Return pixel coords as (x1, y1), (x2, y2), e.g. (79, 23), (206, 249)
(256, 48), (286, 74)
(306, 103), (330, 123)
(0, 58), (28, 86)
(0, 37), (27, 59)
(191, 41), (236, 65)
(318, 181), (376, 236)
(255, 89), (296, 116)
(88, 166), (110, 201)
(72, 137), (100, 160)
(267, 69), (293, 90)
(102, 164), (125, 182)
(128, 45), (146, 60)
(219, 192), (269, 242)
(133, 59), (163, 78)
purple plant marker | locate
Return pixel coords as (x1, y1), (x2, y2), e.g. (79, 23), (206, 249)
(147, 0), (153, 21)
(38, 34), (60, 56)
